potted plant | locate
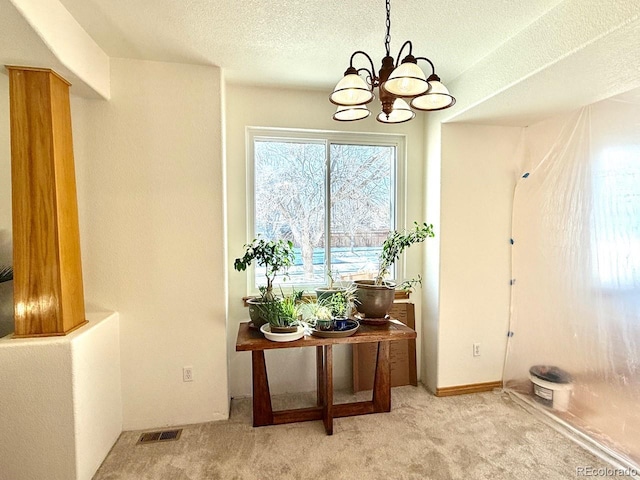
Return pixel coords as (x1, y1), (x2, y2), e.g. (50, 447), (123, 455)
(0, 265), (12, 284)
(329, 286), (358, 330)
(269, 289), (303, 333)
(234, 236), (295, 327)
(0, 265), (12, 339)
(258, 289), (306, 341)
(314, 267), (345, 304)
(354, 222), (434, 319)
(299, 298), (333, 331)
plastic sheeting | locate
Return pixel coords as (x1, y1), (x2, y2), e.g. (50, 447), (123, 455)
(504, 90), (640, 469)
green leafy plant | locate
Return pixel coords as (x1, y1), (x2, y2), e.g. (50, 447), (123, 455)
(234, 236), (295, 301)
(0, 265), (12, 284)
(326, 285), (357, 318)
(315, 267), (347, 308)
(299, 300), (332, 323)
(256, 288), (304, 328)
(278, 288), (303, 325)
(254, 299), (281, 326)
(398, 274), (423, 293)
(375, 222), (435, 285)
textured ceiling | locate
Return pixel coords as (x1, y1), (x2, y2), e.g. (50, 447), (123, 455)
(56, 0), (564, 89)
(8, 0), (637, 125)
(449, 15), (640, 125)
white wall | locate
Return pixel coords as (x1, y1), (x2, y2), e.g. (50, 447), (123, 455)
(437, 123), (523, 387)
(0, 73), (12, 337)
(71, 313), (122, 480)
(422, 118), (442, 392)
(0, 74), (9, 238)
(225, 83), (427, 397)
(72, 58), (228, 429)
(0, 312), (122, 480)
(0, 333), (76, 480)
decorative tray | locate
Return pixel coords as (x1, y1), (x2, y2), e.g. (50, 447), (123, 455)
(311, 320), (360, 338)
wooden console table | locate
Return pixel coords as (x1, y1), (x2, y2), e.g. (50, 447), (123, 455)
(235, 320), (417, 435)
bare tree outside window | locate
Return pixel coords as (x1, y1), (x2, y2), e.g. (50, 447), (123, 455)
(330, 144), (393, 278)
(252, 133), (398, 289)
(255, 141), (325, 283)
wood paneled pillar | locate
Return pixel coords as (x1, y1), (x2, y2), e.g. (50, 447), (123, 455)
(7, 66), (86, 337)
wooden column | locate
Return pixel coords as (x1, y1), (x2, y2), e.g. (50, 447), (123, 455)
(7, 66), (87, 337)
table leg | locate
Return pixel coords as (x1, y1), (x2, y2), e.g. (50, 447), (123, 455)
(322, 344), (333, 435)
(316, 346), (325, 407)
(372, 341), (391, 412)
(251, 350), (273, 426)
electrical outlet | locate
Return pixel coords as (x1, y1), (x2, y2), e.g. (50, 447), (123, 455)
(473, 343), (481, 357)
(183, 366), (193, 382)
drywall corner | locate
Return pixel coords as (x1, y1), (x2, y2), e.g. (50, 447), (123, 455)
(71, 312), (122, 480)
(0, 311), (121, 480)
(8, 0), (110, 99)
(422, 117), (442, 393)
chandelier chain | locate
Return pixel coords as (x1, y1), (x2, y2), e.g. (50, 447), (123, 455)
(385, 0), (391, 56)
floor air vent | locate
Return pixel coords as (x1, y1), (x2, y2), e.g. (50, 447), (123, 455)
(137, 429), (182, 444)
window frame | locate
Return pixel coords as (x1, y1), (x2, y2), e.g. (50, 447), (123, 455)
(245, 127), (407, 294)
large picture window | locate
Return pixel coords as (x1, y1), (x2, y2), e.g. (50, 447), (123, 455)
(248, 128), (405, 290)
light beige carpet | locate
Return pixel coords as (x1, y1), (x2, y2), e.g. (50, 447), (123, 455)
(94, 386), (612, 480)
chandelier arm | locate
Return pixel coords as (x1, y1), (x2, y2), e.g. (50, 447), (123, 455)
(394, 40), (413, 67)
(350, 51), (378, 83)
(414, 56), (436, 75)
(356, 68), (375, 87)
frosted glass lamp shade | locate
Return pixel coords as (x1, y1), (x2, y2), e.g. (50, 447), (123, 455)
(329, 74), (374, 106)
(411, 80), (456, 111)
(333, 104), (371, 121)
(383, 62), (429, 97)
(376, 98), (415, 124)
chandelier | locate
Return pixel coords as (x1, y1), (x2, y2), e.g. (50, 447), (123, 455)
(329, 0), (456, 123)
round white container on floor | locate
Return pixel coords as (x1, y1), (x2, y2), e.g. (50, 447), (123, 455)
(529, 373), (574, 411)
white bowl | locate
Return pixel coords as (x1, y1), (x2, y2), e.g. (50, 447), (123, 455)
(260, 324), (305, 342)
